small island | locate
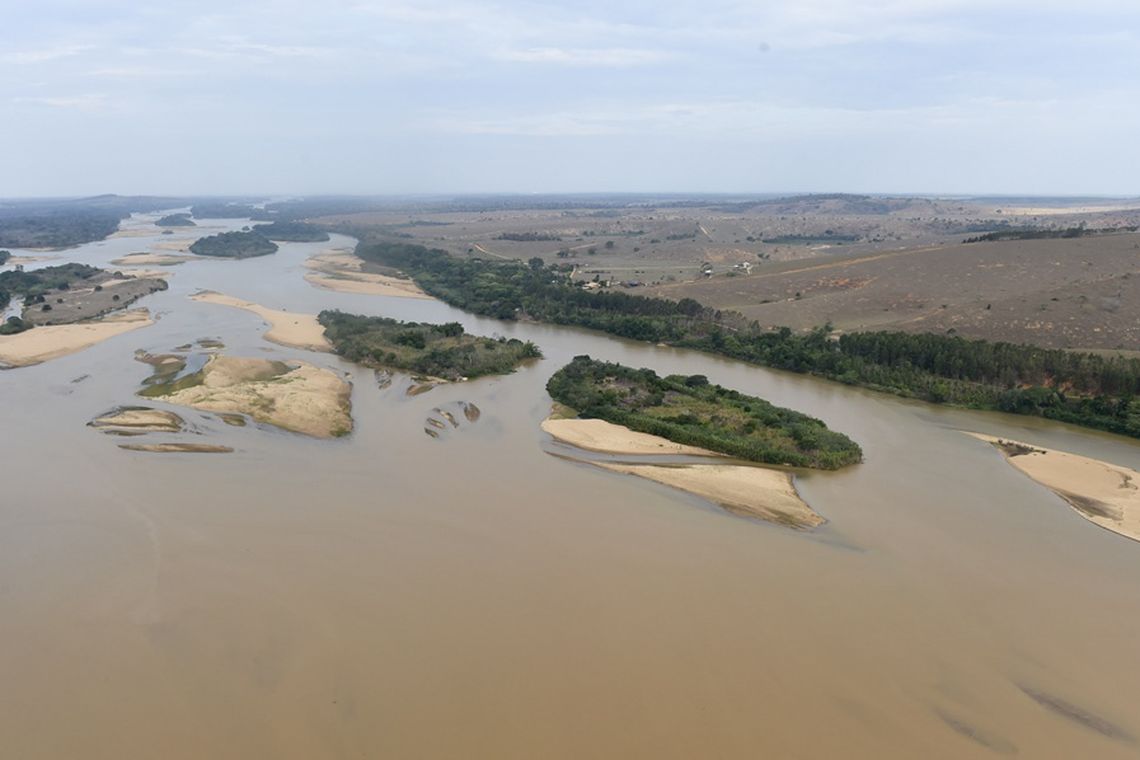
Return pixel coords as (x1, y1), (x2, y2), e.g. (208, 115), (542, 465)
(547, 356), (862, 469)
(189, 231), (278, 259)
(155, 213), (196, 227)
(319, 310), (541, 381)
(252, 221), (330, 242)
(542, 356), (862, 527)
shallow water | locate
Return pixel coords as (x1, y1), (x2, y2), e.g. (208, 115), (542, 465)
(1, 213), (1139, 759)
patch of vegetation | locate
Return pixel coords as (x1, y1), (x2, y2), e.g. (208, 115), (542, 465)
(761, 233), (860, 244)
(189, 202), (261, 219)
(350, 239), (1140, 440)
(547, 356), (862, 469)
(0, 210), (121, 248)
(318, 310), (541, 380)
(0, 250), (10, 265)
(963, 225), (1136, 243)
(189, 231), (278, 259)
(156, 213), (196, 227)
(251, 221), (330, 242)
(0, 316), (29, 335)
(0, 263), (102, 310)
(496, 232), (562, 242)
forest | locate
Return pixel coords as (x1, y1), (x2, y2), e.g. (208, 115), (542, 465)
(318, 310), (541, 380)
(352, 238), (1140, 439)
(156, 213), (196, 227)
(547, 356), (862, 469)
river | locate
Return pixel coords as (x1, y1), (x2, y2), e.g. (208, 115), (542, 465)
(0, 212), (1138, 758)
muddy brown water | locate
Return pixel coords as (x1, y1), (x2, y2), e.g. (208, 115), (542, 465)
(2, 213), (1139, 759)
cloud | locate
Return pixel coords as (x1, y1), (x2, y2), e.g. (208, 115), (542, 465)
(2, 45), (90, 64)
(12, 93), (108, 110)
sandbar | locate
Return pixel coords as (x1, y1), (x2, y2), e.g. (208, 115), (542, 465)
(542, 417), (718, 456)
(148, 355), (352, 438)
(90, 407), (184, 432)
(190, 291), (331, 352)
(0, 309), (153, 368)
(110, 252), (194, 267)
(595, 461), (822, 528)
(119, 443), (234, 454)
(545, 415), (823, 527)
(304, 250), (433, 298)
(968, 432), (1140, 543)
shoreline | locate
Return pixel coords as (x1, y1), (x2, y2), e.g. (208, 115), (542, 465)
(544, 415), (823, 528)
(967, 432), (1140, 543)
(190, 291), (331, 353)
(0, 309), (154, 368)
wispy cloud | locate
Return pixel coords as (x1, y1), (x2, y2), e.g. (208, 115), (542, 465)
(2, 45), (91, 64)
(493, 47), (669, 67)
(12, 93), (109, 110)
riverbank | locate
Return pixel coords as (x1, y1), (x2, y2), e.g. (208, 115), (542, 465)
(544, 415), (823, 528)
(0, 309), (153, 367)
(967, 432), (1140, 542)
(305, 250), (432, 298)
(190, 291), (331, 352)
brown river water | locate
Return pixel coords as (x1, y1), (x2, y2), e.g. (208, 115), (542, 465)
(1, 214), (1139, 759)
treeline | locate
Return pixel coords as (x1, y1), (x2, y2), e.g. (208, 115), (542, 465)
(547, 356), (862, 470)
(963, 225), (1136, 243)
(156, 213), (196, 227)
(352, 239), (1140, 439)
(189, 231), (278, 259)
(496, 232), (562, 242)
(251, 221), (330, 242)
(318, 310), (541, 381)
(0, 211), (121, 248)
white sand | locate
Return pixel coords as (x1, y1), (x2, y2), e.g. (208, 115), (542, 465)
(0, 309), (154, 367)
(968, 433), (1140, 543)
(190, 291), (331, 353)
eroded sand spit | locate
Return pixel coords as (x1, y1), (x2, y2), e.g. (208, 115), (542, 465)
(968, 432), (1140, 542)
(190, 291), (332, 353)
(544, 416), (823, 528)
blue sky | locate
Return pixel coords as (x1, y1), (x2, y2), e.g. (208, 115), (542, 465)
(2, 0), (1138, 196)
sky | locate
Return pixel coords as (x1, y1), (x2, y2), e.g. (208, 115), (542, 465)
(2, 0), (1139, 197)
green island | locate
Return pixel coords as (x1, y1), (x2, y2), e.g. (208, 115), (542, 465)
(547, 356), (862, 469)
(349, 238), (1140, 440)
(189, 231), (278, 259)
(318, 310), (541, 380)
(252, 221), (330, 242)
(156, 213), (196, 227)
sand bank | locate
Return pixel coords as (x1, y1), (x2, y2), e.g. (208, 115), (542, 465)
(544, 416), (822, 527)
(89, 407), (184, 432)
(0, 309), (153, 368)
(304, 251), (432, 298)
(119, 443), (234, 454)
(968, 433), (1140, 542)
(110, 252), (194, 267)
(542, 417), (717, 456)
(190, 291), (331, 352)
(149, 355), (352, 438)
(596, 462), (822, 528)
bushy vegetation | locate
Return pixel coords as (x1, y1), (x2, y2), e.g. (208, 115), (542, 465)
(963, 225), (1136, 243)
(0, 250), (10, 265)
(496, 232), (562, 242)
(0, 210), (121, 248)
(318, 310), (541, 380)
(189, 231), (278, 258)
(251, 221), (330, 242)
(156, 213), (196, 227)
(189, 202), (261, 219)
(0, 263), (102, 310)
(547, 356), (862, 469)
(352, 238), (1140, 439)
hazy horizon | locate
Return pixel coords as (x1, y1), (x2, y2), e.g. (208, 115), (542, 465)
(4, 1), (1139, 197)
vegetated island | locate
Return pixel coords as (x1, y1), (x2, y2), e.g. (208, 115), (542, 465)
(543, 356), (862, 527)
(967, 433), (1140, 543)
(251, 221), (330, 242)
(155, 213), (196, 227)
(189, 231), (278, 259)
(319, 310), (541, 382)
(137, 351), (352, 438)
(0, 263), (165, 365)
(351, 239), (1140, 441)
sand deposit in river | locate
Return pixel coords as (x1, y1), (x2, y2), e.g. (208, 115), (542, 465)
(968, 432), (1140, 542)
(190, 291), (331, 353)
(0, 309), (154, 368)
(304, 250), (433, 298)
